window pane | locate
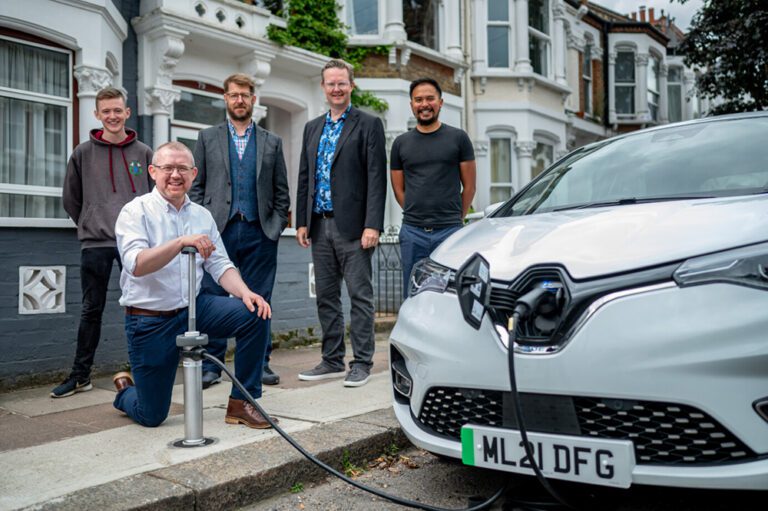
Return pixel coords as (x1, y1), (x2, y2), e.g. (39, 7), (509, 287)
(529, 36), (548, 76)
(174, 91), (226, 126)
(668, 84), (682, 123)
(0, 97), (67, 189)
(403, 0), (438, 50)
(647, 56), (659, 93)
(615, 52), (635, 82)
(583, 45), (592, 78)
(177, 137), (197, 153)
(583, 77), (592, 114)
(529, 0), (549, 34)
(490, 139), (512, 183)
(0, 193), (67, 219)
(488, 26), (509, 68)
(488, 0), (509, 21)
(668, 66), (682, 83)
(532, 142), (553, 178)
(0, 38), (69, 98)
(615, 86), (635, 114)
(348, 0), (379, 35)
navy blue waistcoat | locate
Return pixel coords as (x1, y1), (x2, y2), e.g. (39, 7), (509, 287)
(228, 131), (258, 222)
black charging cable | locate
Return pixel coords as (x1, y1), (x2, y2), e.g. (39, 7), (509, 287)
(506, 289), (574, 510)
(202, 352), (504, 511)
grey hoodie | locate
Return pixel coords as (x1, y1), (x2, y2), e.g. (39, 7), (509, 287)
(63, 129), (153, 248)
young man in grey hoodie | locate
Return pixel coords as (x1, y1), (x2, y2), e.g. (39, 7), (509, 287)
(51, 87), (153, 398)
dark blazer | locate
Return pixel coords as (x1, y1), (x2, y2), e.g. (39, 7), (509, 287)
(189, 122), (290, 241)
(296, 106), (387, 240)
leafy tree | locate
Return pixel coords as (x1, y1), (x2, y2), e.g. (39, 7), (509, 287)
(675, 0), (768, 114)
(266, 0), (389, 112)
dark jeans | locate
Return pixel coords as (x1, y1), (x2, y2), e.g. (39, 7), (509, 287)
(201, 218), (278, 374)
(70, 247), (122, 381)
(114, 293), (267, 427)
(399, 223), (462, 298)
(310, 216), (375, 371)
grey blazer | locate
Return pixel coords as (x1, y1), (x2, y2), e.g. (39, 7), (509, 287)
(189, 122), (290, 241)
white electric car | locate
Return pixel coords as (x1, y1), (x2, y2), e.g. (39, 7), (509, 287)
(389, 112), (768, 490)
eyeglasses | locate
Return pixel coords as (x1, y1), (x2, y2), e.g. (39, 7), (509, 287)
(225, 92), (253, 101)
(153, 165), (194, 175)
(323, 82), (351, 90)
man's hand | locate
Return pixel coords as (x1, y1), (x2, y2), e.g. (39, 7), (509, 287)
(241, 290), (272, 319)
(180, 234), (216, 259)
(361, 228), (380, 249)
(296, 226), (310, 248)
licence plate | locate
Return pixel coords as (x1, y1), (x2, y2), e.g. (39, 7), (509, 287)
(461, 425), (635, 488)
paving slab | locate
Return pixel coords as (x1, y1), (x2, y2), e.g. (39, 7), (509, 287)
(0, 387), (117, 416)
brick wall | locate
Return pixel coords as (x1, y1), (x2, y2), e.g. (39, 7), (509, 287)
(358, 52), (461, 97)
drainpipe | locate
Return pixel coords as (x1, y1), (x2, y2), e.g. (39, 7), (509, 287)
(603, 21), (611, 130)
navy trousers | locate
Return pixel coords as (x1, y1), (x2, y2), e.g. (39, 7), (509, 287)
(113, 293), (267, 427)
(201, 218), (278, 374)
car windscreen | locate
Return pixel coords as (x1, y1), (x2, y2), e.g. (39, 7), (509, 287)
(497, 116), (768, 216)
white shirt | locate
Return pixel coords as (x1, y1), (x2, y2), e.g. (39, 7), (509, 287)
(116, 188), (234, 310)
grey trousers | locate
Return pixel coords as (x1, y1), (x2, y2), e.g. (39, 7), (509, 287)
(310, 216), (375, 371)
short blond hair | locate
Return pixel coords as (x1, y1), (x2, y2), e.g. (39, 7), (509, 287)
(321, 59), (354, 83)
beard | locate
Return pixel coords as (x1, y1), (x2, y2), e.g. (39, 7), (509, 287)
(416, 110), (439, 126)
(227, 104), (253, 122)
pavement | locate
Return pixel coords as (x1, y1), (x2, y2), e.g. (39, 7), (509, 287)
(0, 326), (405, 511)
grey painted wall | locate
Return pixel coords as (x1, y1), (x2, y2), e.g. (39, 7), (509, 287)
(0, 229), (319, 388)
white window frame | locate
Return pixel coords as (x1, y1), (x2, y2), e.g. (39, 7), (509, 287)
(487, 0), (512, 68)
(489, 135), (516, 203)
(528, 0), (551, 78)
(0, 35), (74, 228)
(614, 49), (636, 117)
(647, 54), (660, 122)
(667, 66), (683, 123)
(343, 0), (383, 39)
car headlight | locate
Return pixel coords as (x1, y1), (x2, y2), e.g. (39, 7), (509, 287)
(409, 258), (453, 297)
(673, 241), (768, 290)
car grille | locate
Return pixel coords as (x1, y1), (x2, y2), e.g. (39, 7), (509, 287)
(417, 387), (756, 465)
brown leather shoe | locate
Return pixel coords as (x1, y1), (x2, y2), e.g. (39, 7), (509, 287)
(225, 397), (276, 429)
(112, 371), (134, 392)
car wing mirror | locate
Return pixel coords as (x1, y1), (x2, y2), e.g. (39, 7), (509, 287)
(455, 253), (492, 330)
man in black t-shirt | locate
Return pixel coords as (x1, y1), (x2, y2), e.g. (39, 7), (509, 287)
(390, 78), (476, 296)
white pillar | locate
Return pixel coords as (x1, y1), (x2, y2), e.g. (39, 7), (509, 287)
(73, 65), (113, 142)
(147, 87), (180, 147)
(608, 52), (616, 124)
(444, 0), (463, 60)
(658, 62), (669, 124)
(516, 140), (536, 188)
(553, 1), (567, 85)
(514, 0), (532, 73)
(384, 0), (406, 43)
(636, 53), (649, 121)
(471, 0), (488, 70)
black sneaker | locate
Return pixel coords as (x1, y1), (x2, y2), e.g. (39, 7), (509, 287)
(262, 364), (280, 385)
(50, 377), (93, 398)
(298, 362), (345, 381)
(343, 366), (370, 387)
(202, 371), (222, 390)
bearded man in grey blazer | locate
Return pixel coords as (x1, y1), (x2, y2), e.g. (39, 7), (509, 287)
(190, 73), (289, 387)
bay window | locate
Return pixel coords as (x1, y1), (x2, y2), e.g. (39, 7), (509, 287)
(615, 50), (635, 115)
(667, 66), (683, 123)
(647, 55), (660, 121)
(528, 0), (550, 76)
(0, 36), (71, 220)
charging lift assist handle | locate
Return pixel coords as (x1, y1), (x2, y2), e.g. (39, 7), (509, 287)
(172, 246), (214, 448)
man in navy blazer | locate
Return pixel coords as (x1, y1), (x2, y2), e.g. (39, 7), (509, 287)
(296, 59), (387, 387)
(190, 73), (289, 388)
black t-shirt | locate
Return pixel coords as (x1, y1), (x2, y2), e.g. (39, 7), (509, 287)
(390, 124), (475, 228)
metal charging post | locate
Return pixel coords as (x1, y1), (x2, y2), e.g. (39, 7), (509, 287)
(172, 246), (215, 448)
